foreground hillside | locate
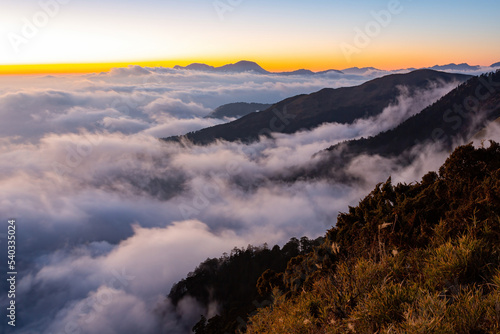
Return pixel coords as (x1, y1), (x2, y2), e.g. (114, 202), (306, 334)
(168, 142), (500, 333)
(247, 142), (500, 333)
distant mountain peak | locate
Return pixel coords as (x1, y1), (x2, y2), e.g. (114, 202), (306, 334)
(173, 60), (269, 74)
(173, 60), (345, 76)
(171, 61), (491, 77)
(429, 63), (480, 71)
(174, 63), (215, 71)
(234, 60), (260, 66)
(278, 69), (315, 75)
(217, 60), (269, 74)
(340, 67), (382, 75)
(345, 66), (379, 70)
(163, 70), (471, 145)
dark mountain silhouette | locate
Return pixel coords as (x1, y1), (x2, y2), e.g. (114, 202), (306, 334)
(163, 70), (470, 145)
(172, 60), (490, 77)
(173, 61), (344, 75)
(491, 62), (500, 68)
(168, 237), (323, 334)
(330, 71), (500, 157)
(217, 60), (269, 74)
(279, 69), (344, 75)
(316, 69), (345, 75)
(174, 60), (270, 74)
(278, 69), (315, 75)
(340, 67), (382, 75)
(429, 63), (481, 71)
(204, 102), (273, 119)
(173, 63), (215, 71)
(288, 71), (500, 182)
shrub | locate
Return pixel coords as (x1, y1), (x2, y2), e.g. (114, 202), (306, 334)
(350, 282), (418, 333)
(401, 291), (454, 333)
(423, 234), (492, 291)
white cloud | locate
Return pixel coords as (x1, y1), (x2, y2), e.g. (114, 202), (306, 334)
(0, 67), (470, 333)
(14, 220), (248, 334)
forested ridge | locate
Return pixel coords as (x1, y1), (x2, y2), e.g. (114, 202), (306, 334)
(164, 70), (470, 145)
(168, 236), (324, 333)
(168, 142), (500, 333)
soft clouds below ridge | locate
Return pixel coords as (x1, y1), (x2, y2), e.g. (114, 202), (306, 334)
(0, 67), (466, 333)
(0, 66), (392, 143)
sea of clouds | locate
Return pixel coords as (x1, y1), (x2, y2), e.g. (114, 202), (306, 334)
(0, 66), (476, 333)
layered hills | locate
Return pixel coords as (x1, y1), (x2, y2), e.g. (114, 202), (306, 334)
(164, 68), (500, 334)
(204, 102), (273, 119)
(173, 60), (343, 75)
(164, 70), (470, 144)
(325, 71), (500, 159)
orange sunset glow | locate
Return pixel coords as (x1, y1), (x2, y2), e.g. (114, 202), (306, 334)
(1, 0), (499, 74)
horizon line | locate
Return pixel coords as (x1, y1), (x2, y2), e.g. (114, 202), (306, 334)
(0, 59), (497, 76)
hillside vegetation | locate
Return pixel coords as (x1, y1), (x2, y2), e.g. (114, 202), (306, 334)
(169, 142), (500, 333)
(168, 237), (324, 333)
(247, 142), (500, 333)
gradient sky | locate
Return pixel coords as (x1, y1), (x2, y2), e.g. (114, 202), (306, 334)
(1, 0), (500, 71)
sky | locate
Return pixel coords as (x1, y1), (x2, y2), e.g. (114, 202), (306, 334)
(1, 0), (500, 72)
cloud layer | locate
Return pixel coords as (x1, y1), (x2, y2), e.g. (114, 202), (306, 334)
(0, 67), (467, 333)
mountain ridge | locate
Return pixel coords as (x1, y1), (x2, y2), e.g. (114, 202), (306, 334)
(328, 70), (500, 158)
(171, 60), (494, 76)
(428, 63), (481, 71)
(204, 102), (273, 119)
(173, 60), (344, 75)
(283, 70), (500, 182)
(163, 70), (471, 145)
